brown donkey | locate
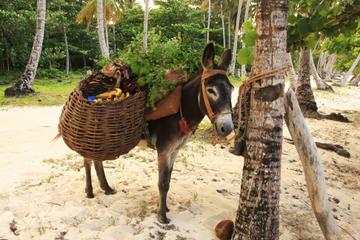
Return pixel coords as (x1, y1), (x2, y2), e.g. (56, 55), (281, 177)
(83, 43), (234, 223)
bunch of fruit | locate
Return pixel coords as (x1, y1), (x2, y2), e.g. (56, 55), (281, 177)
(88, 88), (130, 103)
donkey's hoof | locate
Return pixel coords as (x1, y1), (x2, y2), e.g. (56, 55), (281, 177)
(86, 192), (95, 198)
(104, 188), (116, 195)
(157, 213), (170, 224)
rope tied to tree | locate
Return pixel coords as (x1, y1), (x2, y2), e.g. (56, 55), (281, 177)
(204, 65), (291, 145)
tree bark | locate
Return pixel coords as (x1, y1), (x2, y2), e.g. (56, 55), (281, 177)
(220, 0), (226, 48)
(339, 52), (360, 86)
(295, 48), (318, 115)
(287, 52), (297, 90)
(317, 51), (327, 79)
(112, 24), (116, 53)
(325, 54), (336, 82)
(58, 0), (70, 77)
(229, 0), (244, 76)
(228, 15), (231, 49)
(143, 0), (149, 49)
(349, 73), (360, 86)
(5, 0), (46, 97)
(105, 23), (109, 52)
(232, 0), (288, 239)
(241, 0), (251, 78)
(97, 0), (109, 58)
(309, 50), (333, 91)
(284, 89), (341, 240)
(206, 0), (211, 43)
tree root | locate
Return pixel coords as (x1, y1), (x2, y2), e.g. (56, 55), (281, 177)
(284, 138), (350, 158)
(302, 110), (351, 123)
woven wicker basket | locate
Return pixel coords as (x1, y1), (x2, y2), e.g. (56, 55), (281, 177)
(58, 72), (147, 161)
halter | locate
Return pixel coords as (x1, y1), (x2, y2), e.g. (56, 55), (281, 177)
(201, 69), (230, 123)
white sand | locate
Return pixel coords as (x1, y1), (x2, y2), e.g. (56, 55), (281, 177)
(0, 86), (359, 240)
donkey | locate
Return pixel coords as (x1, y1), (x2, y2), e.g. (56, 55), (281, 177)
(83, 42), (234, 224)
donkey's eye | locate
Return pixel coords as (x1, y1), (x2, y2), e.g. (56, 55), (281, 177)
(207, 88), (217, 96)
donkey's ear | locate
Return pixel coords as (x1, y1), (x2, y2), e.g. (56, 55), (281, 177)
(201, 42), (215, 71)
(218, 49), (232, 71)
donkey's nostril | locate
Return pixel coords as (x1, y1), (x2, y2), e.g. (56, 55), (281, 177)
(221, 126), (225, 132)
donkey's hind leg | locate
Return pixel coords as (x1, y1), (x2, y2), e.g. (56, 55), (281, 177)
(94, 160), (116, 195)
(84, 158), (94, 198)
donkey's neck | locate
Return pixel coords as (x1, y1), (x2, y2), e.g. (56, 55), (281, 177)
(181, 75), (205, 129)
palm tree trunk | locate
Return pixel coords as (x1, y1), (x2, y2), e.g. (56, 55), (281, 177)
(105, 23), (109, 52)
(339, 52), (360, 86)
(112, 24), (116, 53)
(143, 0), (149, 49)
(309, 50), (333, 91)
(220, 0), (226, 48)
(241, 0), (251, 77)
(232, 0), (288, 239)
(325, 54), (336, 82)
(287, 52), (297, 90)
(349, 73), (360, 86)
(58, 0), (70, 77)
(206, 0), (211, 43)
(5, 0), (46, 97)
(228, 15), (231, 49)
(97, 0), (109, 58)
(229, 0), (244, 76)
(295, 48), (318, 115)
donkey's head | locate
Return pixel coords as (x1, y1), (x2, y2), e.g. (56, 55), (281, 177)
(200, 43), (234, 137)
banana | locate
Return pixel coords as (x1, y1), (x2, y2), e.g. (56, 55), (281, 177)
(126, 92), (130, 97)
(96, 90), (117, 99)
(115, 88), (122, 96)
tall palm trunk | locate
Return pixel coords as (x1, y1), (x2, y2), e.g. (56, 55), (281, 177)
(58, 0), (70, 77)
(143, 0), (149, 49)
(220, 0), (226, 48)
(105, 23), (109, 52)
(112, 24), (116, 53)
(340, 52), (360, 86)
(97, 0), (109, 58)
(206, 0), (211, 43)
(295, 48), (318, 115)
(309, 50), (333, 91)
(232, 0), (288, 239)
(287, 52), (297, 90)
(241, 0), (251, 77)
(325, 54), (336, 82)
(228, 15), (231, 49)
(229, 0), (244, 76)
(5, 0), (46, 97)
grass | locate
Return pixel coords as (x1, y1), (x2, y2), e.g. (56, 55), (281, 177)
(0, 72), (84, 106)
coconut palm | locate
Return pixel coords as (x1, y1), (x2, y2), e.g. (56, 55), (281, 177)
(5, 0), (46, 97)
(76, 0), (126, 57)
(143, 0), (149, 49)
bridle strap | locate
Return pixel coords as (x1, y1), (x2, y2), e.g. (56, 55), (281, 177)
(201, 69), (227, 123)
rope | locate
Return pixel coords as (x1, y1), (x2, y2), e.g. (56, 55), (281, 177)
(210, 64), (291, 145)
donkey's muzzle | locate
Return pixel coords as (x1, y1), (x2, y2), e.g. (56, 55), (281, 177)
(215, 113), (234, 137)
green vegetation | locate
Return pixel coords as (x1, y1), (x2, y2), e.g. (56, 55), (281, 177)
(0, 73), (81, 106)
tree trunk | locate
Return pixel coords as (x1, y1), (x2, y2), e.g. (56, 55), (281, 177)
(97, 0), (109, 58)
(309, 50), (333, 91)
(112, 24), (116, 53)
(295, 48), (318, 115)
(232, 0), (288, 239)
(228, 15), (231, 49)
(5, 0), (46, 97)
(58, 0), (70, 77)
(220, 0), (226, 48)
(317, 51), (327, 79)
(339, 52), (360, 86)
(105, 23), (109, 52)
(325, 54), (336, 82)
(349, 73), (360, 86)
(287, 52), (297, 90)
(241, 0), (251, 78)
(284, 89), (341, 240)
(229, 0), (244, 76)
(143, 0), (149, 49)
(206, 0), (211, 43)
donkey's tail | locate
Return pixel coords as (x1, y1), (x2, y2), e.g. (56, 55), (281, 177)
(51, 133), (62, 143)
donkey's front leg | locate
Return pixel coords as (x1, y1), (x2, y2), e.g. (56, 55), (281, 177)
(84, 158), (94, 198)
(157, 151), (177, 224)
